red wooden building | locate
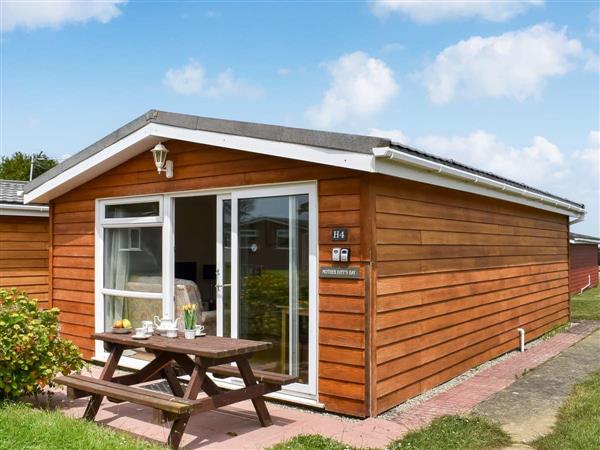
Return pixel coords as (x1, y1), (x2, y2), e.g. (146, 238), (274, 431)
(569, 233), (600, 294)
(22, 110), (586, 417)
(0, 180), (49, 306)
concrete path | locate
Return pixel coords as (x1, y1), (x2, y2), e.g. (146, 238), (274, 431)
(473, 328), (600, 446)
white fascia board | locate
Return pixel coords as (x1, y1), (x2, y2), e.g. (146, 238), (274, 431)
(0, 204), (49, 217)
(24, 123), (375, 204)
(373, 147), (584, 218)
(24, 129), (161, 204)
(147, 123), (374, 173)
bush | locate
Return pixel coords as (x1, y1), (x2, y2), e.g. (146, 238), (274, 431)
(0, 289), (85, 400)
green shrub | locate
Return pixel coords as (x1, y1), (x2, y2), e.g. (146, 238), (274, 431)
(0, 289), (85, 400)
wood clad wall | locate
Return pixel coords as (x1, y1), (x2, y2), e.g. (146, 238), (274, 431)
(0, 215), (49, 307)
(49, 139), (369, 416)
(372, 174), (569, 414)
(569, 244), (599, 294)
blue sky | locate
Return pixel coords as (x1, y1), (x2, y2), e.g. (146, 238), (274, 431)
(1, 1), (599, 234)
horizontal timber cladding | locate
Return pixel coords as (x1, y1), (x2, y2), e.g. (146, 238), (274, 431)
(569, 244), (599, 294)
(49, 139), (369, 417)
(0, 215), (49, 307)
(371, 174), (569, 415)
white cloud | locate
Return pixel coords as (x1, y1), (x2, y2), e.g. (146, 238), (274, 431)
(1, 0), (125, 33)
(370, 0), (542, 23)
(164, 59), (263, 99)
(573, 130), (600, 174)
(277, 68), (291, 76)
(306, 51), (398, 128)
(369, 128), (408, 144)
(423, 24), (586, 104)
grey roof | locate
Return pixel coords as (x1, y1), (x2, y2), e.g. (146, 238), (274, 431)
(0, 179), (27, 204)
(24, 109), (583, 210)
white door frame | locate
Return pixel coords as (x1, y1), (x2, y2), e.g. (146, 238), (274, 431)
(93, 181), (318, 397)
(229, 182), (318, 396)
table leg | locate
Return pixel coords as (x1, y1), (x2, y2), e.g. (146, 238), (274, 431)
(236, 358), (272, 427)
(167, 359), (206, 450)
(83, 345), (123, 421)
(162, 366), (185, 397)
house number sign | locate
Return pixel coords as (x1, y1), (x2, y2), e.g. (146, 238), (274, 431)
(331, 228), (348, 241)
(319, 266), (361, 279)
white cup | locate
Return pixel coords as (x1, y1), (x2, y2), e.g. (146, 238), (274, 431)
(134, 327), (146, 337)
(195, 325), (205, 336)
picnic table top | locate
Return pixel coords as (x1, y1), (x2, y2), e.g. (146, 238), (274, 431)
(92, 332), (272, 358)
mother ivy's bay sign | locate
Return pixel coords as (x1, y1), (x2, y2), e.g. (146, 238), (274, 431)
(319, 266), (361, 279)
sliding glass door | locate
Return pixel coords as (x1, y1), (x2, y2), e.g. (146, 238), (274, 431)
(96, 183), (316, 395)
(218, 184), (317, 396)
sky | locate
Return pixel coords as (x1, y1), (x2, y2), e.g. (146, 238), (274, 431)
(1, 0), (599, 235)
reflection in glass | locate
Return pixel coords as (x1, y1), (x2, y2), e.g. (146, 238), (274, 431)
(104, 227), (162, 293)
(222, 199), (231, 337)
(238, 194), (309, 383)
(104, 295), (162, 330)
(105, 202), (159, 218)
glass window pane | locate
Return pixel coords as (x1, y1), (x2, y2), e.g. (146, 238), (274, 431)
(104, 227), (162, 293)
(222, 199), (231, 337)
(105, 202), (159, 219)
(104, 294), (162, 330)
(237, 194), (309, 383)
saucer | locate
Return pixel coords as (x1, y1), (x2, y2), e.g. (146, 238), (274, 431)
(132, 334), (151, 340)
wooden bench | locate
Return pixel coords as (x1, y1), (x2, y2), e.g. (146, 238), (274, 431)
(56, 367), (296, 420)
(209, 364), (299, 386)
(56, 374), (199, 416)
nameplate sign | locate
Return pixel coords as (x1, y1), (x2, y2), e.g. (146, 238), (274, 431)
(319, 266), (361, 279)
(331, 228), (348, 241)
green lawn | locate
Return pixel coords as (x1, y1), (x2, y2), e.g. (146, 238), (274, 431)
(0, 402), (165, 450)
(571, 285), (600, 321)
(268, 416), (511, 450)
(532, 369), (600, 450)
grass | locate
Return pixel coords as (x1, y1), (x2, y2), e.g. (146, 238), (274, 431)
(571, 285), (600, 321)
(267, 415), (511, 450)
(0, 402), (165, 450)
(388, 416), (511, 450)
(532, 369), (600, 450)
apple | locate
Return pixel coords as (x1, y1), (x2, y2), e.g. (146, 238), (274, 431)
(122, 319), (132, 329)
(113, 320), (123, 329)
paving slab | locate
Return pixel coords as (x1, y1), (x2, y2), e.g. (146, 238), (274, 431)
(473, 329), (600, 444)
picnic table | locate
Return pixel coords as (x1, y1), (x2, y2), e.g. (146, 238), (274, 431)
(56, 332), (297, 449)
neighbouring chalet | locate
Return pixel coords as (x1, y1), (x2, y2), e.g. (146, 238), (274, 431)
(569, 233), (600, 294)
(22, 110), (586, 417)
(0, 179), (49, 306)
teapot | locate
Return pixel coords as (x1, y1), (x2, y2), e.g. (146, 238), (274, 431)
(153, 316), (180, 331)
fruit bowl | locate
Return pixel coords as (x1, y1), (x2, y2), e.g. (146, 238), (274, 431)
(112, 328), (132, 334)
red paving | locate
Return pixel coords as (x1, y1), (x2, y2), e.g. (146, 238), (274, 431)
(390, 321), (599, 431)
(52, 322), (598, 449)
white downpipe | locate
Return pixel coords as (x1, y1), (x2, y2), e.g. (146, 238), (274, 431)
(518, 328), (525, 352)
(580, 275), (592, 295)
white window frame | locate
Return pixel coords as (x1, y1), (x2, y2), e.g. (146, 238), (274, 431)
(94, 195), (167, 360)
(100, 195), (163, 225)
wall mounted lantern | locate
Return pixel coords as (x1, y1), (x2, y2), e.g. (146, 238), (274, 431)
(150, 142), (173, 178)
